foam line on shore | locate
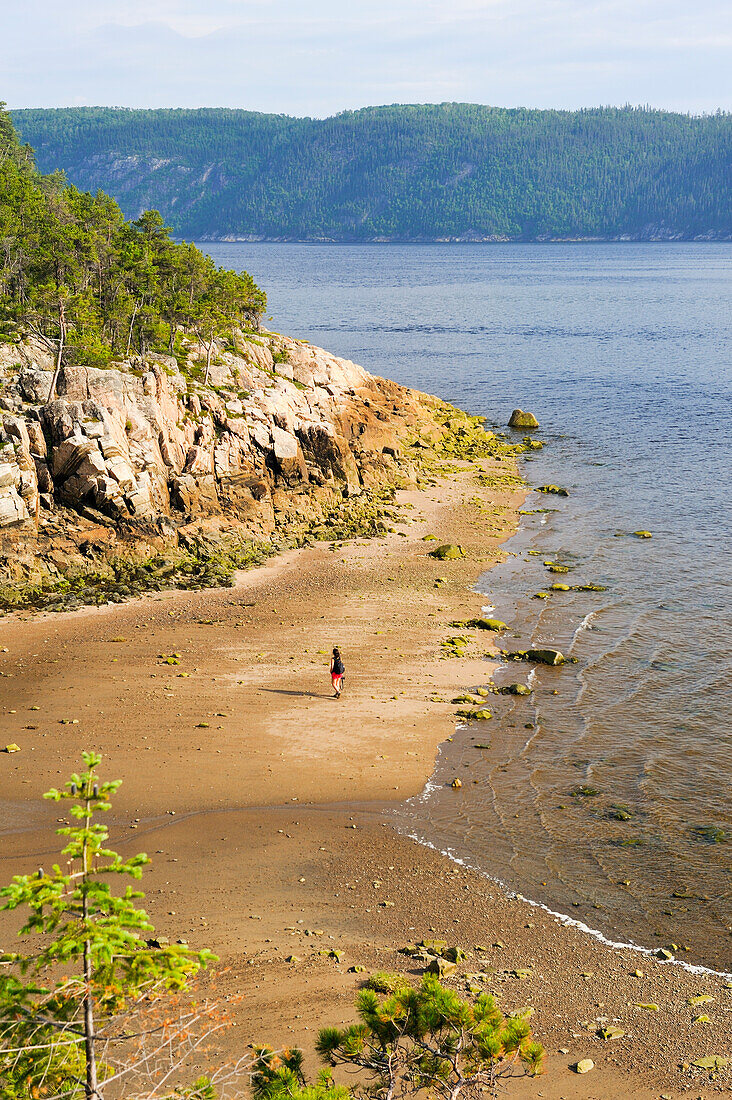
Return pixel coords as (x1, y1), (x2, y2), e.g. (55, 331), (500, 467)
(400, 828), (732, 981)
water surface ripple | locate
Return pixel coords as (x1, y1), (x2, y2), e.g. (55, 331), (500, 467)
(203, 242), (732, 968)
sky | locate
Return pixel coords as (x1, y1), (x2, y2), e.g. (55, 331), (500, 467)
(5, 0), (731, 116)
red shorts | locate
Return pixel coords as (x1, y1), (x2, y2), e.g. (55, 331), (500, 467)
(331, 672), (343, 684)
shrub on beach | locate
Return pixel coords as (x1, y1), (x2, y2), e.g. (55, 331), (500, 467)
(252, 974), (544, 1100)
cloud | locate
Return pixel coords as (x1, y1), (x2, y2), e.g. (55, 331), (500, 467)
(4, 0), (731, 114)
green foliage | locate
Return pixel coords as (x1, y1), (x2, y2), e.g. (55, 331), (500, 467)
(253, 974), (544, 1100)
(271, 342), (290, 365)
(11, 104), (732, 241)
(252, 1048), (349, 1100)
(0, 104), (265, 373)
(0, 752), (215, 1099)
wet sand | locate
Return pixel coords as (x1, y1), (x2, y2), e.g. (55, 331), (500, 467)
(1, 454), (730, 1099)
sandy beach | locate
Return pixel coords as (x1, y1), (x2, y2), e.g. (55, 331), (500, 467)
(1, 449), (730, 1099)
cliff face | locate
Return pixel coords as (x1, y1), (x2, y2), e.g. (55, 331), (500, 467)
(0, 330), (432, 593)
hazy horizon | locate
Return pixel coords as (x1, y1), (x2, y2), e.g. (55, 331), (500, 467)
(6, 0), (731, 117)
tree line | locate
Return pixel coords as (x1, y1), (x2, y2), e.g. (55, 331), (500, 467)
(0, 104), (265, 376)
(11, 103), (732, 241)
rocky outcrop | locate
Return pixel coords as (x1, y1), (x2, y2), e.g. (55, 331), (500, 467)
(0, 329), (432, 587)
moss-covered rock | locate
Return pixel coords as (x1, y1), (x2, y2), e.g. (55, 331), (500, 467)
(441, 635), (471, 657)
(455, 708), (492, 720)
(364, 971), (409, 993)
(508, 409), (539, 429)
(526, 647), (565, 665)
(536, 484), (569, 496)
(429, 543), (464, 560)
(467, 617), (508, 631)
(632, 530), (652, 538)
(693, 825), (727, 844)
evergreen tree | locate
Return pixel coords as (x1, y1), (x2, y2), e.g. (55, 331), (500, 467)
(11, 103), (731, 241)
(0, 103), (266, 371)
(0, 752), (215, 1100)
(252, 974), (544, 1100)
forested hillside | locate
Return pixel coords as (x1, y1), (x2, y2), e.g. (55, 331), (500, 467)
(12, 104), (732, 242)
(0, 105), (265, 367)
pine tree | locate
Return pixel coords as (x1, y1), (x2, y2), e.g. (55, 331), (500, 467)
(0, 752), (215, 1100)
(252, 973), (544, 1100)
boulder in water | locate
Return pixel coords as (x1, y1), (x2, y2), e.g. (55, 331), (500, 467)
(527, 647), (565, 665)
(508, 408), (539, 429)
(537, 484), (569, 496)
(504, 683), (532, 696)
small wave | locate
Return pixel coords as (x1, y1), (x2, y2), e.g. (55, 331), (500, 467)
(398, 830), (732, 981)
(570, 610), (598, 648)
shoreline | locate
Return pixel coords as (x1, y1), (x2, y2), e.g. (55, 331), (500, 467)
(201, 236), (732, 245)
(2, 444), (730, 1097)
(402, 829), (732, 983)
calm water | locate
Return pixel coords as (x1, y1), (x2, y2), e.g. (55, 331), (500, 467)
(204, 243), (732, 970)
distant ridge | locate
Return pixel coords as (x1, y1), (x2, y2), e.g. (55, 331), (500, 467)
(12, 104), (732, 242)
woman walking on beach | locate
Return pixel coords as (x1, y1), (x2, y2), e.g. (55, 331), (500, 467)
(330, 646), (345, 698)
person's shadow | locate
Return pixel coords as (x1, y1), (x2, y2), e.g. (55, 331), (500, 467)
(260, 688), (332, 699)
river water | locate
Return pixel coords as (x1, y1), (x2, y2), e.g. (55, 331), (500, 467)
(203, 242), (732, 970)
